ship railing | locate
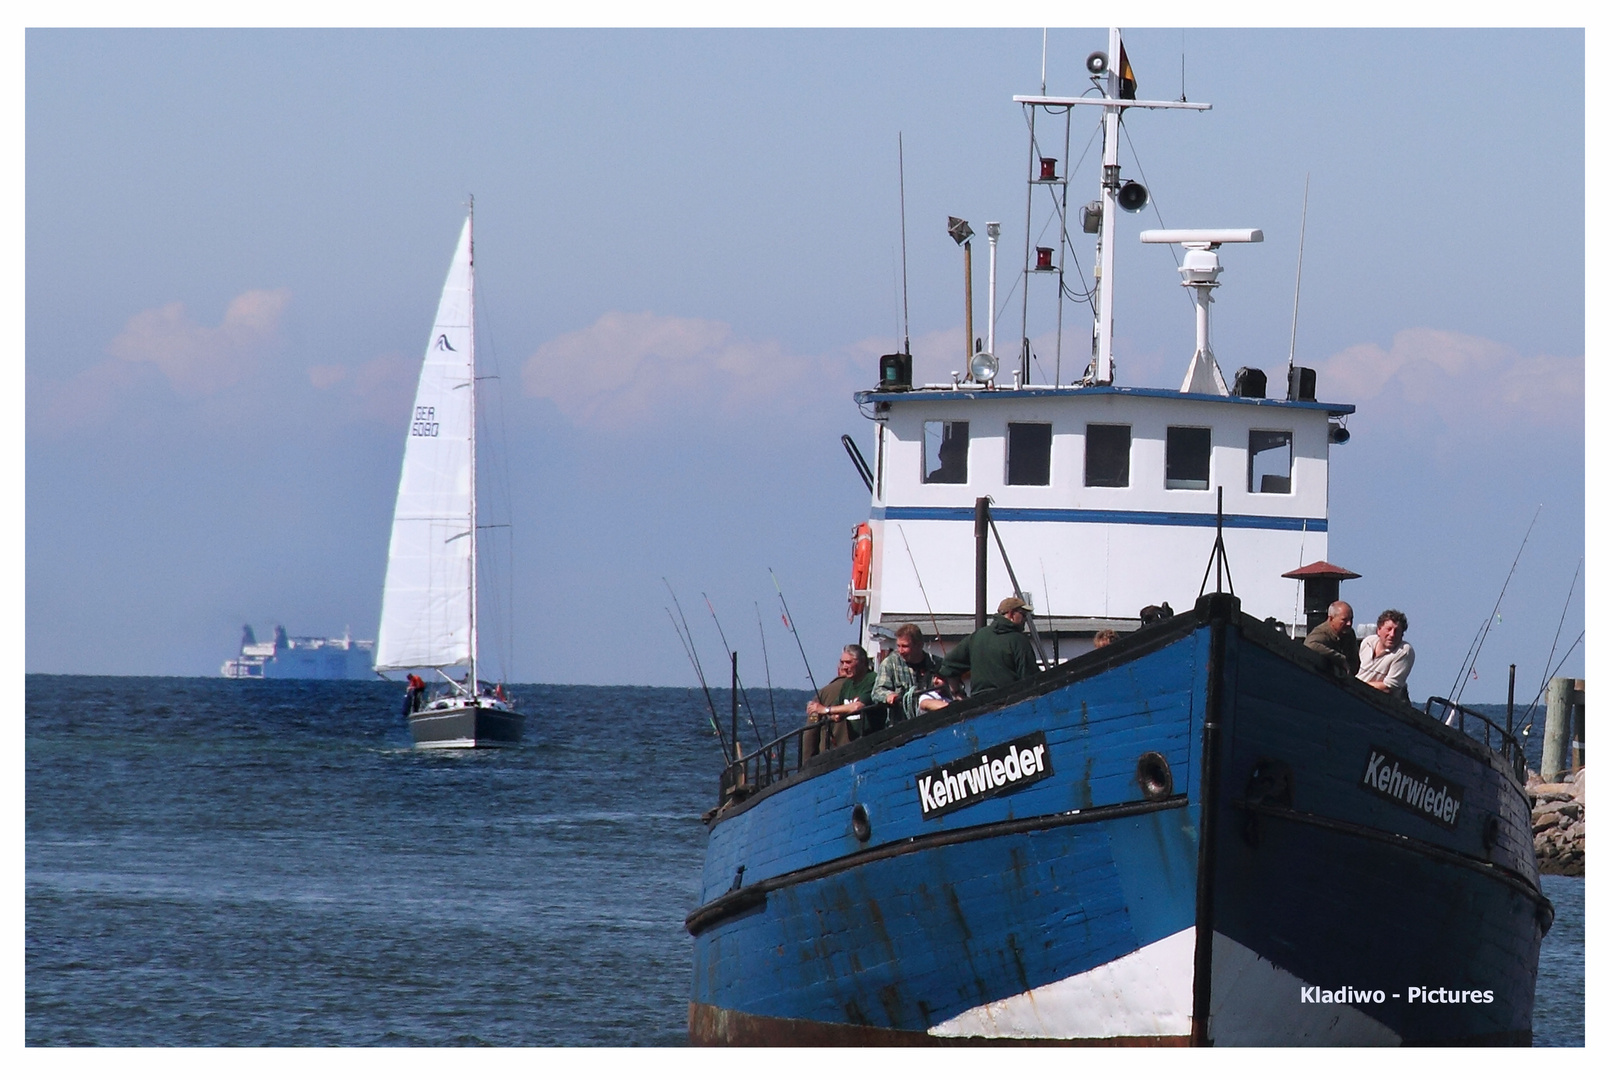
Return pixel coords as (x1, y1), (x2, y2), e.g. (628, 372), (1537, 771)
(1423, 696), (1527, 780)
(720, 704), (890, 805)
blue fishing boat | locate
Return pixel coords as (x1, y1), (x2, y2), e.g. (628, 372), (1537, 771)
(685, 30), (1549, 1045)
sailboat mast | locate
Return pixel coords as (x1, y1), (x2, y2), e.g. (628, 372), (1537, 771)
(467, 198), (479, 697)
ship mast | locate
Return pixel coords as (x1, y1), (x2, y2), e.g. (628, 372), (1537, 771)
(467, 195), (479, 698)
(1014, 29), (1208, 386)
(1095, 27), (1124, 385)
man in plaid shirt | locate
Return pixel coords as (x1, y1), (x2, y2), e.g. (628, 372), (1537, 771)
(873, 623), (948, 723)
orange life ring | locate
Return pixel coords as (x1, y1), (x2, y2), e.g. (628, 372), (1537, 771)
(848, 522), (873, 621)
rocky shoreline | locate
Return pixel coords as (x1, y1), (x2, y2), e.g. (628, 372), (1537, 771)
(1526, 767), (1585, 876)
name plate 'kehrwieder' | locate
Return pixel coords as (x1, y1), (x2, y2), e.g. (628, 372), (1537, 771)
(1359, 744), (1464, 829)
(916, 733), (1053, 819)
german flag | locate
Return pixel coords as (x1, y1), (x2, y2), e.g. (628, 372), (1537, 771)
(1118, 42), (1137, 100)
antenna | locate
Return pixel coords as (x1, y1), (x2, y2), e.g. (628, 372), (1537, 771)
(1041, 28), (1048, 94)
(1286, 174), (1310, 373)
(898, 133), (911, 354)
(1180, 30), (1187, 102)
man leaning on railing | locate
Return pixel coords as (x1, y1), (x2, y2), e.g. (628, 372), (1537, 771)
(873, 623), (950, 724)
(1357, 609), (1415, 704)
(805, 644), (877, 753)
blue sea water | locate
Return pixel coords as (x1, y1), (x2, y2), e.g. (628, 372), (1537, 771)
(25, 677), (1583, 1046)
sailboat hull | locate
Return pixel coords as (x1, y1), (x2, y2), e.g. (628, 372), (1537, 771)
(408, 704), (525, 749)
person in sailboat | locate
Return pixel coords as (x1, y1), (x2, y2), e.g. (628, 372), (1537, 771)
(403, 673), (426, 717)
(1304, 600), (1359, 679)
(1357, 609), (1415, 702)
(939, 597), (1040, 699)
(872, 623), (949, 723)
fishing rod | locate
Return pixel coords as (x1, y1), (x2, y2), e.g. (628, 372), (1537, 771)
(756, 601), (780, 741)
(894, 523), (945, 647)
(984, 501), (1050, 667)
(1517, 558), (1583, 732)
(1040, 560), (1059, 664)
(1447, 506), (1539, 704)
(665, 605), (730, 765)
(703, 592), (766, 753)
(665, 580), (725, 740)
(1516, 631), (1585, 739)
(769, 568), (819, 692)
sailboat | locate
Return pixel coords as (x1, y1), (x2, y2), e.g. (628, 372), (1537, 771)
(374, 207), (524, 749)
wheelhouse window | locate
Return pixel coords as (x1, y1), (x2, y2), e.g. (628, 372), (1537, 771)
(922, 420), (969, 484)
(1006, 422), (1052, 486)
(1085, 424), (1131, 487)
(1165, 426), (1211, 490)
(1249, 430), (1293, 493)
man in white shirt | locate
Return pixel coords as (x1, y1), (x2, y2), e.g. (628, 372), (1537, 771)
(1357, 609), (1415, 702)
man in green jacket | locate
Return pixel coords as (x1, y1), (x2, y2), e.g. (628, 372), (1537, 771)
(805, 644), (879, 749)
(940, 596), (1039, 698)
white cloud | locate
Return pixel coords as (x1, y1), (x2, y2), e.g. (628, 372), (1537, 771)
(307, 364), (347, 390)
(303, 351), (419, 423)
(107, 288), (290, 397)
(521, 311), (857, 431)
(1315, 328), (1582, 431)
(37, 289), (292, 433)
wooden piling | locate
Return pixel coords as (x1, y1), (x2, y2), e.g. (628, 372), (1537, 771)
(1571, 678), (1585, 770)
(1542, 677), (1575, 780)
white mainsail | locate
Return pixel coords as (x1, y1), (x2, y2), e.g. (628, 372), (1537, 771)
(375, 215), (477, 672)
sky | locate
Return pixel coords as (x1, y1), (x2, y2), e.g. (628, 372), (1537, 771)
(24, 23), (1590, 706)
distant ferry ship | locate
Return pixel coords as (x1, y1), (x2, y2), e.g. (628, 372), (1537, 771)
(220, 624), (375, 680)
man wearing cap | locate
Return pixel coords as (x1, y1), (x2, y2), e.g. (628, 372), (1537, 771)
(939, 597), (1040, 698)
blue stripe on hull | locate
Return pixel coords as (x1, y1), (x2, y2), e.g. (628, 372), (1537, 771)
(693, 804), (1198, 1031)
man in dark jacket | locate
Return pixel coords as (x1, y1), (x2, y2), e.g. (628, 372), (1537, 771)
(1303, 600), (1357, 678)
(940, 596), (1039, 698)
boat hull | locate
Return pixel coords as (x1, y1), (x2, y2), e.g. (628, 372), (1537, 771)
(408, 704), (524, 749)
(1201, 629), (1544, 1045)
(687, 596), (1546, 1045)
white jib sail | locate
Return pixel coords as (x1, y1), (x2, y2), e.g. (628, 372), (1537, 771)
(375, 215), (476, 671)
